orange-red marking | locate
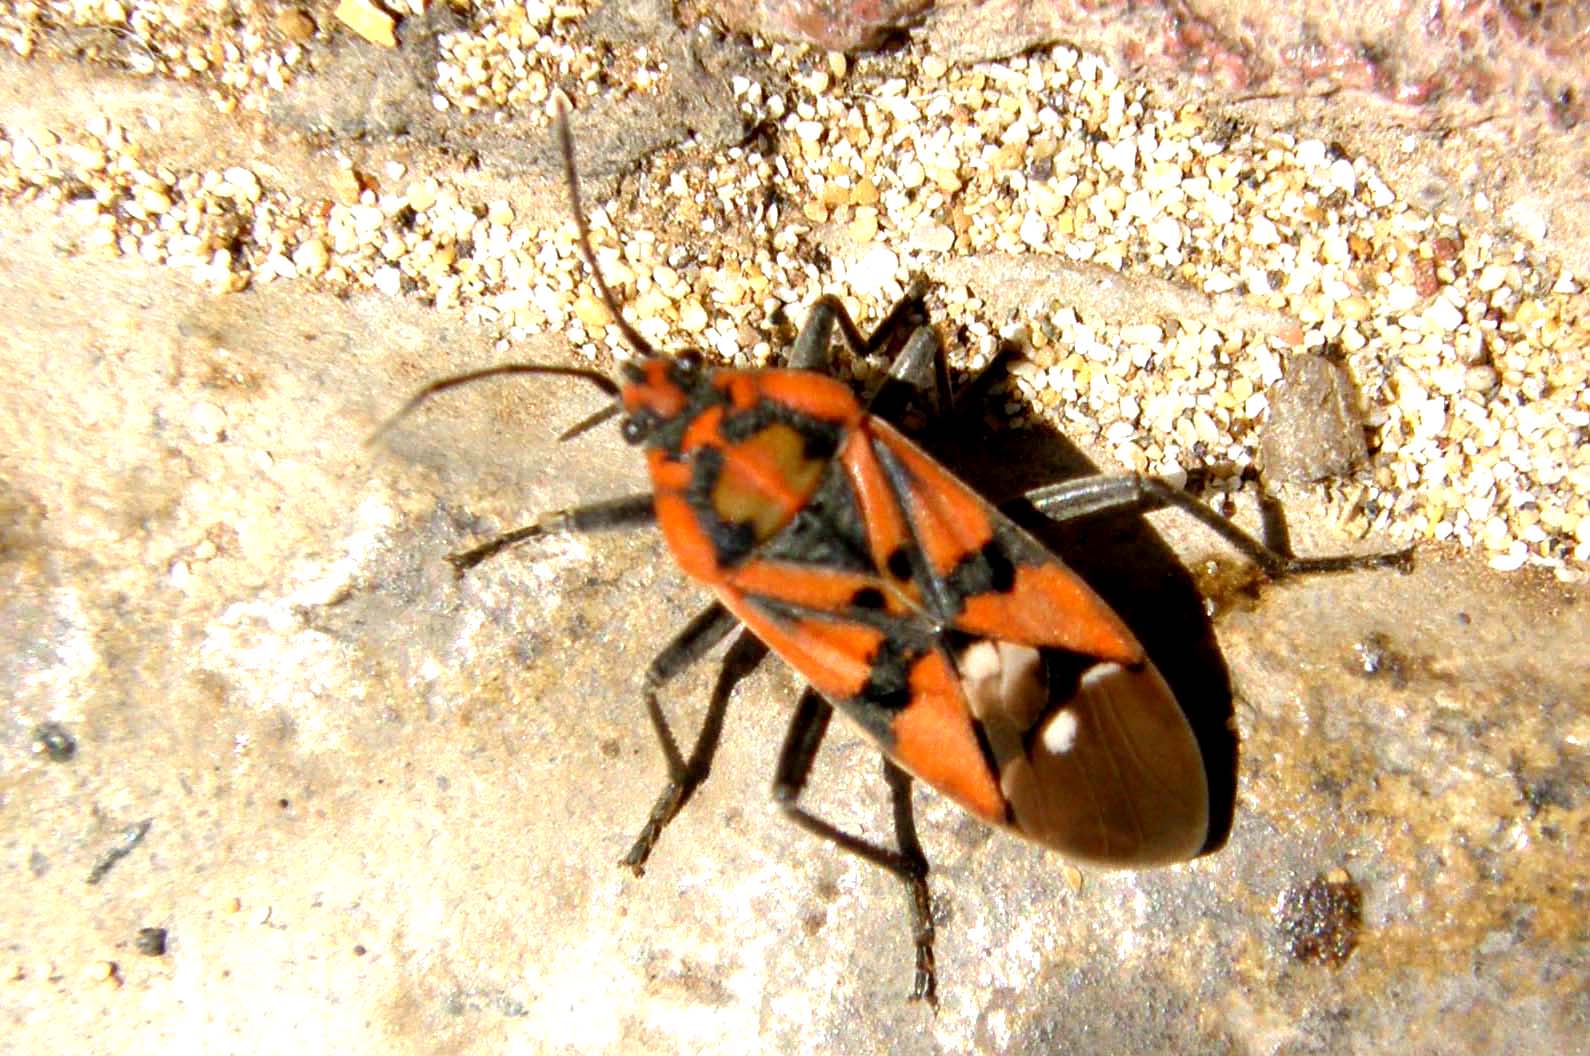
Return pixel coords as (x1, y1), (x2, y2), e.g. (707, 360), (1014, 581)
(890, 651), (1005, 822)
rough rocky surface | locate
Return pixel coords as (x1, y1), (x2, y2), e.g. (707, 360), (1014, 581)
(716, 0), (1590, 278)
(2, 5), (1585, 1054)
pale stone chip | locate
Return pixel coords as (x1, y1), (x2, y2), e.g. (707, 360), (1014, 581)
(334, 0), (397, 47)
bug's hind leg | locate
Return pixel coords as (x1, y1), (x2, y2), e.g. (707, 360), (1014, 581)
(1023, 475), (1413, 578)
(625, 606), (769, 873)
(445, 493), (656, 574)
(773, 689), (938, 1006)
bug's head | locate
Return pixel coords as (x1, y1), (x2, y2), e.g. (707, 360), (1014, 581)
(616, 350), (711, 446)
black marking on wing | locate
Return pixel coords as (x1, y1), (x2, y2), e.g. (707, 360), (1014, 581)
(867, 435), (960, 622)
(886, 543), (917, 581)
(850, 586), (887, 610)
(945, 539), (1017, 601)
(742, 592), (936, 742)
(855, 635), (916, 713)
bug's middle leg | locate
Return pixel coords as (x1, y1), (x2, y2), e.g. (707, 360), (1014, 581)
(624, 606), (769, 874)
(773, 689), (938, 1006)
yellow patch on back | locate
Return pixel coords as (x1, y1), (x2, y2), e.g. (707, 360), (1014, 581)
(712, 422), (827, 543)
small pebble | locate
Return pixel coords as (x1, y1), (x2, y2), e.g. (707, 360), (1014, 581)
(275, 8), (317, 42)
(334, 0), (397, 47)
(188, 401), (228, 444)
(1259, 355), (1368, 483)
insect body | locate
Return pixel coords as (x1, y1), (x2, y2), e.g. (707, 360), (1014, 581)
(381, 98), (1410, 1003)
(621, 354), (1210, 865)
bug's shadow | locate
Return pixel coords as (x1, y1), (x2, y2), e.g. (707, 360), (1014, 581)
(926, 401), (1240, 857)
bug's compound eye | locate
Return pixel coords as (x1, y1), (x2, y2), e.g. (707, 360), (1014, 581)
(620, 411), (655, 445)
(675, 350), (704, 375)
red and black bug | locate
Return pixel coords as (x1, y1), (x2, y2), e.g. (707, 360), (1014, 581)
(379, 97), (1411, 1003)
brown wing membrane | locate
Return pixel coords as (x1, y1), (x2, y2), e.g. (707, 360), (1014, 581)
(959, 641), (1209, 864)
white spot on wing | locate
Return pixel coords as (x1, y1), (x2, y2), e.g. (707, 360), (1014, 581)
(959, 639), (1001, 682)
(1041, 709), (1079, 754)
(1038, 661), (1126, 756)
(1080, 661), (1125, 691)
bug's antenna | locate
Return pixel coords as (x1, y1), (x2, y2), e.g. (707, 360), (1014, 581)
(367, 364), (620, 447)
(552, 91), (657, 360)
(554, 401), (622, 442)
(367, 97), (650, 451)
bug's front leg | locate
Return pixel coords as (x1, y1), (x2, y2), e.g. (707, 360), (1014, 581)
(445, 493), (657, 573)
(773, 689), (938, 1007)
(624, 611), (768, 874)
(865, 295), (1028, 430)
(1022, 475), (1414, 577)
(787, 275), (932, 372)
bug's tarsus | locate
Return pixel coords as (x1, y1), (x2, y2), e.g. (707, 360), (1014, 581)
(446, 526), (546, 575)
(883, 758), (937, 1008)
(772, 690), (940, 1007)
(552, 90), (656, 361)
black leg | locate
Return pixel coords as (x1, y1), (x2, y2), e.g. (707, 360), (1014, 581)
(868, 325), (952, 423)
(772, 690), (938, 1006)
(785, 278), (956, 430)
(786, 295), (846, 371)
(1023, 474), (1414, 577)
(624, 605), (765, 873)
(446, 493), (656, 573)
(787, 278), (930, 367)
(945, 337), (1021, 422)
